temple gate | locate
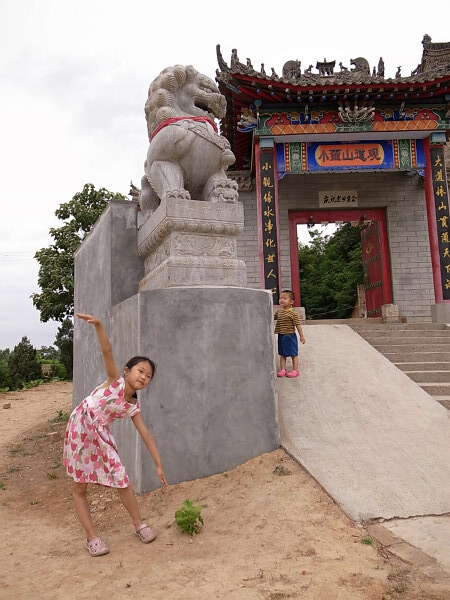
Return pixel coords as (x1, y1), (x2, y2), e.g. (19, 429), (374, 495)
(216, 35), (450, 322)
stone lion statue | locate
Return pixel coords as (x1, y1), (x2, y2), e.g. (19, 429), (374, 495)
(138, 64), (238, 212)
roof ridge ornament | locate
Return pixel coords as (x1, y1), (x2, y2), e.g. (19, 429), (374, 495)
(215, 40), (450, 85)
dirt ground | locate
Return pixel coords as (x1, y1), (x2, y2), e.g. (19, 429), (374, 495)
(1, 382), (449, 599)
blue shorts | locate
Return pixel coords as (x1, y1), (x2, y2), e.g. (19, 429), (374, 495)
(278, 333), (298, 357)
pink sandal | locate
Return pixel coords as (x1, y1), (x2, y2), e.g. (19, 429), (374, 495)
(135, 523), (157, 543)
(286, 370), (299, 378)
(277, 369), (287, 377)
(85, 537), (109, 557)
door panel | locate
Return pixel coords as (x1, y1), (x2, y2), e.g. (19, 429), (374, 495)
(361, 222), (384, 317)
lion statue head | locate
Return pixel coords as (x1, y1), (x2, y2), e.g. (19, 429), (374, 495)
(144, 65), (226, 140)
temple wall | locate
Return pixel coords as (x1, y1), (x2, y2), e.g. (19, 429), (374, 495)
(237, 172), (435, 322)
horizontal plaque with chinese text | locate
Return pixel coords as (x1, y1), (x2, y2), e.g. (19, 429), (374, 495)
(319, 191), (358, 208)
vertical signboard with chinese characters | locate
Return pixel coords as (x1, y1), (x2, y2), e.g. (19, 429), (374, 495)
(259, 151), (280, 304)
(430, 147), (450, 300)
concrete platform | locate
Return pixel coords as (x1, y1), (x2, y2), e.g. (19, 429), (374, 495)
(382, 516), (450, 575)
(277, 325), (450, 522)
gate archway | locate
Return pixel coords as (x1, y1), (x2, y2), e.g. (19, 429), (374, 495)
(288, 208), (392, 315)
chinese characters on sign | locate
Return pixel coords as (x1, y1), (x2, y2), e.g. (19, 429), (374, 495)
(315, 143), (384, 167)
(430, 147), (450, 300)
(319, 191), (358, 208)
(259, 152), (280, 304)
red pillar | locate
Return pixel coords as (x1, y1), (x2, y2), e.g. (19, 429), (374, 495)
(255, 139), (282, 304)
(423, 136), (450, 304)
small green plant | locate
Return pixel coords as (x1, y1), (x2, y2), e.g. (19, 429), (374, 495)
(29, 500), (39, 505)
(46, 471), (57, 480)
(175, 499), (204, 536)
(50, 410), (70, 424)
(0, 481), (5, 490)
(360, 535), (373, 545)
(8, 444), (27, 457)
(273, 465), (292, 476)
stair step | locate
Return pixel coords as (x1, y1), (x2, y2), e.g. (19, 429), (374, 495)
(395, 362), (450, 371)
(383, 352), (450, 362)
(352, 322), (444, 331)
(365, 337), (450, 345)
(373, 343), (450, 352)
(433, 396), (450, 410)
(419, 382), (450, 395)
(359, 332), (450, 340)
(405, 371), (450, 383)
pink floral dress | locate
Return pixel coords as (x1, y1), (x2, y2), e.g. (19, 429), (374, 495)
(63, 377), (139, 488)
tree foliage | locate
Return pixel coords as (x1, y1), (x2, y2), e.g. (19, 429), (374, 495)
(32, 183), (127, 323)
(298, 223), (364, 319)
(31, 184), (127, 377)
(8, 336), (42, 389)
(54, 318), (74, 378)
(0, 349), (11, 389)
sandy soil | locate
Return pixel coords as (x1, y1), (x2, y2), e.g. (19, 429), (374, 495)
(0, 382), (449, 599)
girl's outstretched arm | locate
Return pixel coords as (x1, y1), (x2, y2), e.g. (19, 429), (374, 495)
(76, 313), (120, 383)
(131, 413), (168, 488)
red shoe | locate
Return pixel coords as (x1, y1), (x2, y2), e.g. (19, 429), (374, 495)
(277, 369), (287, 377)
(286, 370), (299, 378)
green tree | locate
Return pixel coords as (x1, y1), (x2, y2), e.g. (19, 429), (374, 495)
(32, 184), (127, 375)
(298, 223), (364, 319)
(54, 318), (74, 378)
(0, 348), (11, 389)
(8, 337), (42, 389)
(39, 346), (60, 360)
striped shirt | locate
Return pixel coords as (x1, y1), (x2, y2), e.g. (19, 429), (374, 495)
(274, 308), (301, 334)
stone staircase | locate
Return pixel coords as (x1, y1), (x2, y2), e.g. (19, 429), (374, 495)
(350, 322), (450, 410)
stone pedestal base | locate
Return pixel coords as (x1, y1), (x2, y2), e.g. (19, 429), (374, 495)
(137, 197), (247, 290)
(111, 287), (278, 492)
(431, 302), (450, 323)
(382, 303), (400, 323)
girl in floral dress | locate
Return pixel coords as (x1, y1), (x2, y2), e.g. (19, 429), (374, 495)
(63, 313), (168, 557)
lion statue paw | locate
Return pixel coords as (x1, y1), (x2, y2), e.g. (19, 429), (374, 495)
(207, 180), (239, 203)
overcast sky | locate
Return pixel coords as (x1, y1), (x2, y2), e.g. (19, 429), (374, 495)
(1, 1), (449, 349)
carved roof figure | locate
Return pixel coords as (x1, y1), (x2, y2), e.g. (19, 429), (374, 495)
(350, 57), (370, 74)
(282, 60), (301, 79)
(316, 59), (335, 76)
(377, 57), (385, 77)
(419, 34), (450, 73)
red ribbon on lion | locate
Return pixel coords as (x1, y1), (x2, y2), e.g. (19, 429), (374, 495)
(150, 116), (218, 141)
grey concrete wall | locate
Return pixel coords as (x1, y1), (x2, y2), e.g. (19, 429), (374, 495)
(237, 172), (435, 321)
(73, 200), (144, 404)
(111, 287), (279, 493)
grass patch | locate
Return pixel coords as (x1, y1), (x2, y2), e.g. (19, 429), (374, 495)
(0, 481), (5, 490)
(50, 410), (70, 424)
(360, 535), (374, 545)
(8, 444), (28, 457)
(273, 465), (292, 476)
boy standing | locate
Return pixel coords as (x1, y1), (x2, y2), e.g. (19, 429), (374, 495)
(274, 290), (306, 378)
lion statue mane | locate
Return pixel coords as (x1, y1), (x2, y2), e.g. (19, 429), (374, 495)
(138, 64), (238, 212)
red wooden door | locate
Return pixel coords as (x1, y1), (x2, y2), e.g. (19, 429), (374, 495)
(361, 222), (384, 317)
